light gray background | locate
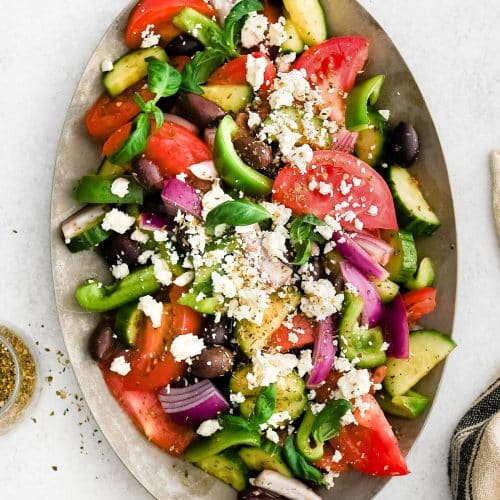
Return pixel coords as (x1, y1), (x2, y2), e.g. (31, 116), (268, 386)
(0, 0), (499, 498)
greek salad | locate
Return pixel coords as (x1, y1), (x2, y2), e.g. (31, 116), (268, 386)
(62, 0), (456, 497)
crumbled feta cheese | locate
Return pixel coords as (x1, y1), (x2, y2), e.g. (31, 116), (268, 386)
(137, 250), (155, 265)
(241, 12), (268, 48)
(262, 225), (289, 262)
(319, 181), (333, 196)
(368, 205), (379, 216)
(301, 279), (344, 321)
(201, 179), (233, 219)
(173, 271), (195, 287)
(275, 52), (296, 73)
(230, 392), (246, 404)
(111, 263), (129, 280)
(340, 409), (357, 426)
(247, 111), (262, 129)
(153, 229), (169, 242)
(307, 390), (317, 401)
(101, 209), (135, 234)
(110, 177), (130, 198)
(170, 333), (205, 364)
(297, 349), (313, 377)
(212, 271), (237, 299)
(101, 60), (114, 72)
(196, 419), (221, 437)
(380, 341), (390, 351)
(268, 411), (291, 427)
(266, 428), (280, 444)
(141, 24), (160, 48)
(138, 295), (163, 328)
(260, 202), (292, 227)
(246, 54), (268, 91)
(288, 144), (313, 173)
(311, 402), (326, 415)
(288, 332), (299, 344)
(109, 355), (131, 376)
(337, 369), (372, 400)
(130, 228), (149, 244)
(332, 450), (343, 463)
(267, 17), (287, 46)
(335, 356), (352, 373)
(323, 471), (339, 489)
(152, 254), (172, 286)
(246, 351), (298, 389)
(378, 109), (391, 121)
(189, 161), (218, 181)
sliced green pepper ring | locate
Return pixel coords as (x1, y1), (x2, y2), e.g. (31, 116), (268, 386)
(296, 407), (324, 461)
(345, 75), (385, 132)
(213, 115), (273, 197)
(73, 175), (144, 204)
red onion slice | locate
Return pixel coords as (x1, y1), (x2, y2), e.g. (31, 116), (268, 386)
(188, 160), (218, 181)
(161, 178), (202, 218)
(203, 128), (217, 152)
(306, 316), (336, 388)
(138, 212), (173, 232)
(164, 113), (200, 135)
(158, 379), (212, 402)
(384, 294), (410, 359)
(331, 128), (359, 153)
(352, 232), (394, 266)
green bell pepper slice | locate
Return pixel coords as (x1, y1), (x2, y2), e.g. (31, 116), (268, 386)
(339, 293), (387, 368)
(213, 115), (273, 197)
(173, 7), (224, 48)
(184, 427), (262, 463)
(76, 265), (160, 312)
(296, 407), (324, 461)
(74, 175), (144, 204)
(345, 75), (385, 132)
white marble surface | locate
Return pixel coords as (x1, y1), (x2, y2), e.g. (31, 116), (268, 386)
(0, 0), (499, 498)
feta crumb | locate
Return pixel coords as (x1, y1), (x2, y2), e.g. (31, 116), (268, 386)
(266, 428), (280, 444)
(110, 177), (130, 198)
(138, 250), (154, 265)
(111, 263), (129, 280)
(246, 54), (268, 91)
(230, 392), (246, 404)
(151, 254), (172, 286)
(378, 109), (391, 121)
(247, 111), (262, 129)
(368, 205), (379, 216)
(260, 202), (292, 226)
(196, 419), (221, 437)
(311, 402), (326, 415)
(297, 349), (313, 377)
(246, 351), (298, 389)
(153, 229), (169, 242)
(141, 24), (160, 48)
(262, 225), (289, 262)
(101, 60), (114, 72)
(173, 271), (195, 287)
(319, 181), (333, 196)
(335, 356), (352, 373)
(109, 355), (131, 376)
(323, 471), (339, 489)
(138, 295), (163, 328)
(170, 333), (205, 364)
(268, 411), (291, 427)
(101, 209), (135, 234)
(340, 409), (357, 426)
(301, 279), (344, 321)
(380, 341), (390, 351)
(332, 450), (343, 463)
(131, 228), (149, 244)
(307, 390), (317, 401)
(288, 332), (299, 344)
(275, 52), (296, 73)
(268, 17), (287, 46)
(337, 369), (372, 399)
(212, 271), (237, 299)
(201, 179), (233, 219)
(241, 12), (268, 48)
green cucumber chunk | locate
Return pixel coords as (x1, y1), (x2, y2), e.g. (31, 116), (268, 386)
(239, 441), (292, 477)
(281, 15), (305, 53)
(388, 166), (441, 236)
(201, 84), (252, 114)
(381, 229), (418, 283)
(376, 389), (430, 419)
(405, 257), (435, 290)
(97, 158), (130, 176)
(283, 0), (327, 46)
(172, 7), (223, 47)
(196, 451), (249, 492)
(384, 329), (456, 396)
(114, 301), (144, 347)
(354, 111), (389, 167)
(74, 175), (144, 205)
(373, 279), (400, 304)
(103, 46), (167, 98)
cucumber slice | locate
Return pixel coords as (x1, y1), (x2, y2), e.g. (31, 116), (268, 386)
(384, 329), (456, 396)
(381, 229), (418, 283)
(405, 257), (435, 290)
(283, 0), (327, 46)
(61, 205), (110, 252)
(196, 451), (249, 491)
(281, 15), (304, 54)
(354, 112), (389, 167)
(97, 158), (130, 176)
(200, 85), (252, 113)
(74, 175), (144, 205)
(373, 279), (400, 304)
(172, 7), (222, 47)
(388, 166), (441, 236)
(115, 301), (144, 347)
(376, 389), (430, 419)
(239, 441), (292, 477)
(103, 46), (167, 98)
(235, 288), (301, 356)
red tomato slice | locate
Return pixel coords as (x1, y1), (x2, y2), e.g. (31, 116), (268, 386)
(125, 0), (214, 48)
(314, 369), (342, 403)
(168, 55), (190, 72)
(314, 443), (349, 473)
(268, 314), (315, 352)
(402, 287), (437, 324)
(102, 122), (132, 157)
(207, 53), (276, 92)
(328, 394), (409, 476)
(144, 122), (211, 177)
(294, 37), (369, 124)
(85, 81), (154, 141)
(101, 367), (195, 455)
(272, 150), (398, 231)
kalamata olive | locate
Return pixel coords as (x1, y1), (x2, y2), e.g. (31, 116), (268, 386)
(310, 256), (325, 280)
(88, 321), (117, 362)
(175, 93), (226, 128)
(165, 34), (204, 56)
(238, 487), (286, 500)
(133, 157), (164, 191)
(390, 122), (420, 166)
(202, 316), (233, 345)
(191, 346), (235, 378)
(233, 136), (273, 171)
(100, 233), (142, 266)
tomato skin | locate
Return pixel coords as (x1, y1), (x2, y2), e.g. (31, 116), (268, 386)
(85, 81), (154, 141)
(314, 443), (349, 473)
(125, 0), (214, 48)
(101, 367), (195, 455)
(144, 122), (211, 177)
(329, 394), (409, 476)
(102, 122), (132, 157)
(169, 286), (204, 336)
(402, 287), (437, 323)
(314, 369), (342, 403)
(207, 53), (276, 91)
(262, 0), (282, 23)
(168, 55), (190, 72)
(272, 150), (398, 231)
(294, 37), (369, 123)
(268, 314), (315, 352)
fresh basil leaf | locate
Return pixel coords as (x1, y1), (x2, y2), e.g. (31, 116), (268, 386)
(152, 106), (164, 129)
(133, 92), (149, 112)
(312, 399), (352, 444)
(206, 200), (272, 229)
(110, 113), (150, 165)
(289, 214), (325, 242)
(250, 383), (276, 427)
(181, 49), (226, 94)
(283, 435), (325, 485)
(146, 57), (182, 98)
(219, 413), (253, 432)
(291, 239), (312, 266)
(223, 0), (263, 54)
(133, 93), (164, 128)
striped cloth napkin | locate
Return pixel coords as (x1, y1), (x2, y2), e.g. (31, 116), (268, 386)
(448, 378), (500, 500)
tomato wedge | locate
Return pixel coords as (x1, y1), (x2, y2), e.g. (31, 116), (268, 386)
(272, 150), (398, 230)
(402, 287), (437, 324)
(314, 443), (349, 473)
(294, 37), (369, 124)
(85, 81), (154, 141)
(125, 0), (214, 48)
(268, 314), (315, 352)
(328, 394), (409, 476)
(102, 122), (132, 157)
(144, 122), (211, 177)
(207, 53), (276, 92)
(101, 367), (195, 455)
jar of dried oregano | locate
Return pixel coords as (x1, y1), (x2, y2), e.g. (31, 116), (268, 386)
(0, 325), (39, 434)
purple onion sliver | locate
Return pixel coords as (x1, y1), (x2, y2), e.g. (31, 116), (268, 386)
(138, 212), (173, 232)
(164, 113), (200, 135)
(332, 129), (359, 153)
(352, 232), (394, 266)
(161, 178), (202, 218)
(384, 294), (410, 359)
(306, 316), (336, 388)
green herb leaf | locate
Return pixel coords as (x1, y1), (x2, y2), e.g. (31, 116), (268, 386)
(110, 113), (150, 165)
(181, 49), (226, 94)
(133, 93), (164, 128)
(289, 214), (326, 265)
(312, 399), (352, 444)
(250, 383), (276, 427)
(152, 107), (164, 129)
(283, 435), (325, 485)
(291, 239), (312, 266)
(146, 57), (182, 98)
(223, 0), (263, 54)
(219, 414), (253, 433)
(206, 200), (272, 229)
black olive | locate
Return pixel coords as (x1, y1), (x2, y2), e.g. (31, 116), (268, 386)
(88, 321), (117, 362)
(202, 316), (233, 346)
(165, 34), (204, 56)
(175, 93), (226, 128)
(191, 346), (235, 378)
(99, 233), (141, 266)
(389, 122), (420, 166)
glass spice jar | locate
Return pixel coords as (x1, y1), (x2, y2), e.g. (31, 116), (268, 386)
(0, 325), (40, 434)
